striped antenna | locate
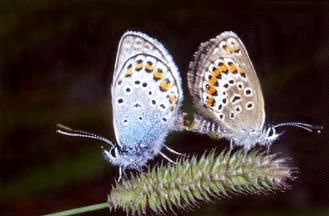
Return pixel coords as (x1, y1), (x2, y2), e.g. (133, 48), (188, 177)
(273, 122), (323, 133)
(56, 123), (113, 146)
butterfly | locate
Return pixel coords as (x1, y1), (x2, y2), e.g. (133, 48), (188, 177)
(187, 31), (322, 150)
(57, 31), (184, 179)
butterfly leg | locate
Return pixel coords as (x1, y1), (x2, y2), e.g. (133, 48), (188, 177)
(164, 145), (184, 156)
(117, 166), (123, 182)
(136, 166), (144, 173)
(266, 144), (271, 153)
(159, 151), (177, 164)
(229, 139), (234, 150)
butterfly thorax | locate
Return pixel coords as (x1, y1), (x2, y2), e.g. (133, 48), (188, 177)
(229, 129), (266, 150)
(229, 126), (280, 150)
(103, 144), (161, 170)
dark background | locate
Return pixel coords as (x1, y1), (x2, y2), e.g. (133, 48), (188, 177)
(1, 1), (328, 215)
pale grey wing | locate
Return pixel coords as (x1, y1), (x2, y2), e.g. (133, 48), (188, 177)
(188, 31), (265, 133)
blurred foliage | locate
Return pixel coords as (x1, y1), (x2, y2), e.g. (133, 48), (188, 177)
(0, 147), (105, 202)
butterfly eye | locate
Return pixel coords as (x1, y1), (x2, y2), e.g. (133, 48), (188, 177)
(110, 147), (118, 158)
(267, 128), (275, 137)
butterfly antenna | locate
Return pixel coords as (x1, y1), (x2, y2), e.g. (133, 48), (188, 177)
(273, 122), (323, 133)
(56, 123), (113, 146)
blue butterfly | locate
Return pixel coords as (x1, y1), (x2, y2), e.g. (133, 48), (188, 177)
(57, 31), (184, 179)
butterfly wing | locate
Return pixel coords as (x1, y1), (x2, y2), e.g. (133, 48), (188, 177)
(112, 31), (183, 150)
(188, 31), (265, 134)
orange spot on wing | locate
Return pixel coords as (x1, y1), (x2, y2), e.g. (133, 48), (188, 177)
(212, 70), (221, 78)
(160, 79), (171, 92)
(168, 95), (177, 110)
(223, 43), (241, 54)
(207, 97), (216, 107)
(153, 69), (164, 80)
(213, 65), (228, 77)
(169, 95), (177, 104)
(208, 75), (218, 86)
(145, 62), (154, 73)
(210, 66), (224, 79)
(228, 64), (238, 73)
(206, 85), (217, 96)
(135, 63), (143, 71)
(125, 68), (133, 77)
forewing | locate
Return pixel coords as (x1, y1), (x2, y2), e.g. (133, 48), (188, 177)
(112, 31), (183, 148)
(188, 31), (265, 133)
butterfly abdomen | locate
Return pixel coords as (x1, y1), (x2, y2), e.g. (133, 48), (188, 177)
(188, 114), (222, 139)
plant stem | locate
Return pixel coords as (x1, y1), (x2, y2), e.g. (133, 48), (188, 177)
(43, 202), (108, 216)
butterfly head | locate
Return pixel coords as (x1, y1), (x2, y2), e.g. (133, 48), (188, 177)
(102, 144), (122, 165)
(261, 126), (283, 146)
(237, 121), (323, 150)
(230, 126), (281, 150)
(102, 144), (153, 169)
